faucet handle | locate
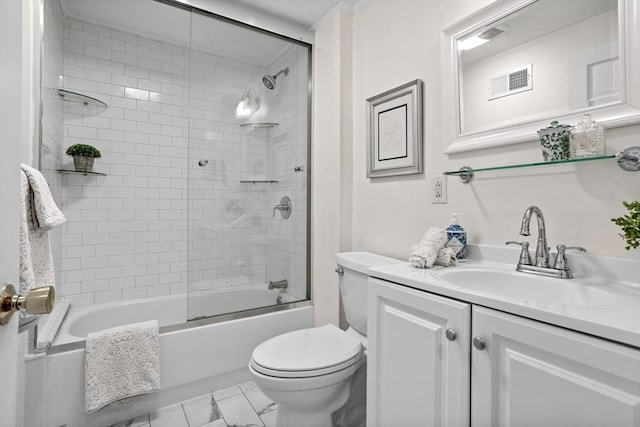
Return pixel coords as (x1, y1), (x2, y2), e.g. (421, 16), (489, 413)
(506, 241), (532, 265)
(554, 244), (587, 270)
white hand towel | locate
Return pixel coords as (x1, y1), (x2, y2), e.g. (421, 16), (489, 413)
(409, 227), (448, 269)
(85, 320), (160, 413)
(19, 167), (64, 293)
(20, 164), (66, 230)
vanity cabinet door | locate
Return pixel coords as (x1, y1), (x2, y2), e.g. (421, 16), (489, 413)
(471, 306), (640, 427)
(367, 278), (471, 427)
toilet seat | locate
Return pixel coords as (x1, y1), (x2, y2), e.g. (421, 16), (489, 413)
(250, 324), (363, 378)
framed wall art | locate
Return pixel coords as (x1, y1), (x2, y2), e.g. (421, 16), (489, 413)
(366, 79), (423, 178)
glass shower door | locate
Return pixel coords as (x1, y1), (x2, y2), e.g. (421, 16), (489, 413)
(186, 10), (310, 320)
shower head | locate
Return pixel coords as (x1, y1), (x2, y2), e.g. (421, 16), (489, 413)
(262, 68), (289, 90)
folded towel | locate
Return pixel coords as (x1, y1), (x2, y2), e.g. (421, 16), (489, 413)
(20, 164), (66, 230)
(409, 227), (448, 269)
(85, 320), (160, 413)
(19, 166), (65, 293)
(434, 247), (458, 267)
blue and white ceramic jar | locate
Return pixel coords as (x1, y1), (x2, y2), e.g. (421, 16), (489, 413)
(536, 120), (571, 162)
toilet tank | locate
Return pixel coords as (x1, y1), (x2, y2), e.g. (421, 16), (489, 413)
(335, 252), (403, 336)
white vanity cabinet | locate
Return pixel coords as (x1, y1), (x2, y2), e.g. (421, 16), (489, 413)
(367, 278), (471, 427)
(472, 306), (640, 427)
(367, 277), (640, 427)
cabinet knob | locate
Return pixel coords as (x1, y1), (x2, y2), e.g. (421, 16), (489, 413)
(472, 336), (486, 351)
(445, 328), (457, 342)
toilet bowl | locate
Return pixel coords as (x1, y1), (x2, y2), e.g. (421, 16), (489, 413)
(248, 252), (402, 427)
(249, 324), (364, 427)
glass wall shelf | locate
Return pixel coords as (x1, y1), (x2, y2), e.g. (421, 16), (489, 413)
(444, 147), (640, 183)
(239, 180), (279, 184)
(57, 169), (107, 176)
(58, 89), (108, 108)
(240, 122), (278, 128)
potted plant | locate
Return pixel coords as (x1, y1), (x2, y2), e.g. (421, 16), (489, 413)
(66, 143), (101, 172)
(611, 201), (640, 251)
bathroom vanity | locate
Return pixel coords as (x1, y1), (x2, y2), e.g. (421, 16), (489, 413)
(366, 245), (640, 427)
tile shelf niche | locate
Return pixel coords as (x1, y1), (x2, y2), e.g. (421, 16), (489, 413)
(57, 169), (107, 176)
(57, 89), (108, 108)
(444, 146), (640, 183)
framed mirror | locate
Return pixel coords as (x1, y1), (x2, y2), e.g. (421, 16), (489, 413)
(441, 0), (639, 154)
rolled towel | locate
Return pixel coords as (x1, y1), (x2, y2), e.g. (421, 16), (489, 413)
(409, 227), (448, 269)
(434, 247), (458, 267)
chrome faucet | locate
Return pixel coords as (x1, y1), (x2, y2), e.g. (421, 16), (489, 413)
(519, 206), (550, 267)
(507, 206), (586, 279)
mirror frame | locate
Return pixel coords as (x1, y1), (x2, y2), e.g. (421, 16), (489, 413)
(441, 0), (640, 154)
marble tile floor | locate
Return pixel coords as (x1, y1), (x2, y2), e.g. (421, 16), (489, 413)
(110, 381), (277, 427)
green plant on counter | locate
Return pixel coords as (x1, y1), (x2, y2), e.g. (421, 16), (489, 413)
(611, 201), (640, 250)
(65, 143), (101, 158)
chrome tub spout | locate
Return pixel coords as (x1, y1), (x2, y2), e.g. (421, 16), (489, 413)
(268, 279), (288, 290)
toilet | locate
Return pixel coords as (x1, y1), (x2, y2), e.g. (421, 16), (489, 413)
(249, 252), (402, 427)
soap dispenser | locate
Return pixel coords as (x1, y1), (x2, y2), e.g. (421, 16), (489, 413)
(445, 213), (467, 262)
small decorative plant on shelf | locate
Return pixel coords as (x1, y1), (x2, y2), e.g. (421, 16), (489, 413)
(611, 201), (640, 251)
(66, 143), (101, 172)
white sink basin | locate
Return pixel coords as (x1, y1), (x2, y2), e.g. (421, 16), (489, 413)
(431, 267), (618, 306)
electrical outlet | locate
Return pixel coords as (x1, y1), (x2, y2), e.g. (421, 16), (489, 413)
(431, 175), (447, 204)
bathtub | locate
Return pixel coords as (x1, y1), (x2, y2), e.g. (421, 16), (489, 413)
(28, 288), (313, 427)
(53, 285), (295, 346)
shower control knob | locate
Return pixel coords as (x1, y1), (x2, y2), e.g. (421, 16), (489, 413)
(473, 336), (486, 351)
(445, 328), (457, 342)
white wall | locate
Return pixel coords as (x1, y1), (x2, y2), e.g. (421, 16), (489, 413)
(312, 6), (353, 327)
(313, 0), (639, 329)
(40, 0), (65, 291)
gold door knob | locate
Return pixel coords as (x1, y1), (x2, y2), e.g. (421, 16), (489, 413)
(0, 283), (55, 325)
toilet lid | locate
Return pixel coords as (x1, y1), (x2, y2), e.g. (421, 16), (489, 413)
(251, 324), (363, 378)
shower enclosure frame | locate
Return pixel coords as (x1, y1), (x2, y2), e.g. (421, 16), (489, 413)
(178, 0), (313, 317)
(37, 0), (314, 342)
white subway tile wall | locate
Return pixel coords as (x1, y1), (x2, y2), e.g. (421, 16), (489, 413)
(54, 14), (308, 309)
(40, 0), (66, 287)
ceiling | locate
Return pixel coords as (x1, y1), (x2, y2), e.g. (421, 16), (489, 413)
(59, 0), (356, 67)
(230, 0), (359, 29)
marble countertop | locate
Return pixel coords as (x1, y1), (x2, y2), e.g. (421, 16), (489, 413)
(368, 244), (640, 348)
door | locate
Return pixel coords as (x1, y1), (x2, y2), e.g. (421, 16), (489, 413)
(0, 0), (26, 426)
(472, 306), (640, 427)
(367, 278), (471, 427)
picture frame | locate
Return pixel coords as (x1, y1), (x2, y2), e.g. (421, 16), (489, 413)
(366, 79), (423, 178)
